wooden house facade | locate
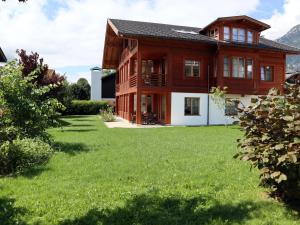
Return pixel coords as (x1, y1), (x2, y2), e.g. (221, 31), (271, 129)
(102, 15), (300, 125)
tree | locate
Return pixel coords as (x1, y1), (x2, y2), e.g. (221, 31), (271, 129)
(235, 85), (300, 201)
(69, 78), (91, 100)
(17, 49), (66, 99)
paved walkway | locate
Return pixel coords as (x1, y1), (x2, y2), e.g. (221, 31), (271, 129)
(103, 117), (171, 128)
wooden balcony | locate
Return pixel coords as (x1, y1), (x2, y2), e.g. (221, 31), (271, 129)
(141, 73), (167, 87)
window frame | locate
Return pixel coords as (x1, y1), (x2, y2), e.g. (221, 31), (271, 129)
(223, 56), (230, 77)
(224, 26), (230, 41)
(247, 31), (253, 44)
(225, 98), (239, 116)
(232, 57), (245, 78)
(260, 65), (274, 82)
(246, 59), (253, 79)
(184, 60), (201, 78)
(184, 97), (200, 116)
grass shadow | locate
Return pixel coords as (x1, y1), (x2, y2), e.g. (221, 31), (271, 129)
(53, 142), (90, 156)
(19, 166), (51, 179)
(59, 193), (274, 225)
(0, 197), (28, 225)
(60, 129), (98, 132)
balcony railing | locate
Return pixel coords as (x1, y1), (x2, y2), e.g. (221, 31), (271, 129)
(141, 73), (167, 87)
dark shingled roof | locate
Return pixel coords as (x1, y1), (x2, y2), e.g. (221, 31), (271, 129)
(108, 19), (300, 54)
(0, 47), (7, 62)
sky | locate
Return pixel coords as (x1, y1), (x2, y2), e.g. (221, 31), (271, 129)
(0, 0), (299, 83)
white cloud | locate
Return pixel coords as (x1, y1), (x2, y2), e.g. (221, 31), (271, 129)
(0, 0), (260, 74)
(262, 0), (300, 39)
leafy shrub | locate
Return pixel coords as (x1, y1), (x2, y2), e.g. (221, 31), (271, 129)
(65, 100), (109, 115)
(0, 61), (65, 140)
(235, 86), (300, 201)
(100, 107), (116, 122)
(0, 138), (53, 175)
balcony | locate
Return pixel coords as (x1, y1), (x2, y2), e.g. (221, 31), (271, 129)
(141, 73), (167, 87)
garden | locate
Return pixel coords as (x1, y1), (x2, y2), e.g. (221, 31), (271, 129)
(0, 51), (300, 224)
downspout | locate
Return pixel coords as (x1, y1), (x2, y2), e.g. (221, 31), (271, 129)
(207, 65), (210, 126)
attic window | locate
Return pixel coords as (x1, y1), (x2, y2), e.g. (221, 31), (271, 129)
(172, 29), (198, 35)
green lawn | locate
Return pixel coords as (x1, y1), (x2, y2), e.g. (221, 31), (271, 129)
(0, 115), (299, 225)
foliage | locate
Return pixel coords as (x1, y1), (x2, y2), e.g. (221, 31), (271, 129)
(0, 138), (53, 175)
(100, 106), (116, 122)
(17, 49), (66, 99)
(0, 61), (65, 140)
(69, 78), (91, 100)
(210, 86), (228, 110)
(235, 85), (300, 201)
(64, 100), (109, 115)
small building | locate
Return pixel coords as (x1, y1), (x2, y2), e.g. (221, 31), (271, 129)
(90, 67), (115, 102)
(102, 15), (300, 125)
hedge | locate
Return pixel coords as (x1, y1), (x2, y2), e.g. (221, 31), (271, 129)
(64, 100), (110, 115)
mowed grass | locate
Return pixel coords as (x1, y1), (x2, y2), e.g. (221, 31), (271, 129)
(0, 115), (299, 225)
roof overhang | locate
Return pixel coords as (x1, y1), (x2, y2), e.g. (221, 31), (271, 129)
(200, 15), (271, 34)
(102, 20), (123, 69)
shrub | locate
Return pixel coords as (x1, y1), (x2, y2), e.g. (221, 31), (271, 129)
(65, 100), (109, 115)
(235, 85), (300, 201)
(0, 138), (54, 175)
(100, 107), (116, 122)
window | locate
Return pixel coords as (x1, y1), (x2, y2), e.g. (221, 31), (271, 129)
(223, 56), (230, 77)
(142, 60), (154, 75)
(225, 99), (239, 116)
(184, 97), (200, 116)
(261, 66), (274, 81)
(224, 27), (230, 41)
(238, 28), (245, 42)
(232, 28), (245, 42)
(247, 31), (253, 44)
(247, 59), (253, 79)
(232, 28), (238, 41)
(210, 29), (215, 37)
(232, 57), (245, 78)
(185, 60), (200, 77)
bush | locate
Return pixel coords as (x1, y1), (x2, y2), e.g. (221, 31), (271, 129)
(0, 138), (54, 175)
(100, 107), (116, 122)
(235, 85), (300, 201)
(64, 100), (109, 115)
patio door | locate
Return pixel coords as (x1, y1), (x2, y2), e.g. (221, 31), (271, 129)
(141, 95), (153, 113)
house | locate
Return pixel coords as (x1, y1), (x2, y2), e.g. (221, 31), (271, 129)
(90, 67), (115, 102)
(102, 15), (300, 125)
(0, 47), (7, 67)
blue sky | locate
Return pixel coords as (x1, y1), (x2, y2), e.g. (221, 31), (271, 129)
(1, 0), (298, 84)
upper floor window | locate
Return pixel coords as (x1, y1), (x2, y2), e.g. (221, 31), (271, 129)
(247, 31), (253, 44)
(224, 27), (230, 41)
(247, 59), (253, 79)
(261, 66), (273, 81)
(142, 60), (154, 75)
(185, 60), (200, 77)
(223, 56), (230, 77)
(232, 57), (245, 78)
(232, 28), (246, 42)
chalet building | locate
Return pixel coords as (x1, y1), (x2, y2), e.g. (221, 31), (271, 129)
(102, 15), (300, 125)
(0, 47), (7, 67)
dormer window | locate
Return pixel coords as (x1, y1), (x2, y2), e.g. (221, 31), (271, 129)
(247, 31), (253, 44)
(224, 27), (230, 41)
(232, 28), (245, 42)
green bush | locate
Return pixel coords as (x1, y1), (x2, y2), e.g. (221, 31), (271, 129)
(65, 100), (109, 115)
(0, 138), (53, 175)
(100, 107), (116, 122)
(235, 85), (300, 201)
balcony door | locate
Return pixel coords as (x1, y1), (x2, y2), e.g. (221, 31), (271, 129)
(141, 95), (153, 113)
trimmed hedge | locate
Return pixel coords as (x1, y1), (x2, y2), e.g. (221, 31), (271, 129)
(64, 100), (110, 115)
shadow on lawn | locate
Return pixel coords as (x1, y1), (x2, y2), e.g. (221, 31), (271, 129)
(53, 142), (90, 155)
(0, 197), (28, 225)
(59, 194), (274, 225)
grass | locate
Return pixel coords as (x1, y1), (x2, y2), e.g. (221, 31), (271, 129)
(0, 115), (299, 225)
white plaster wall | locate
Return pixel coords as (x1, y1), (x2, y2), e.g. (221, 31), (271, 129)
(171, 92), (209, 126)
(171, 92), (256, 126)
(209, 94), (255, 125)
(91, 69), (102, 101)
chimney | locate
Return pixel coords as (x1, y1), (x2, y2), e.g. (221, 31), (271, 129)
(90, 67), (102, 101)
